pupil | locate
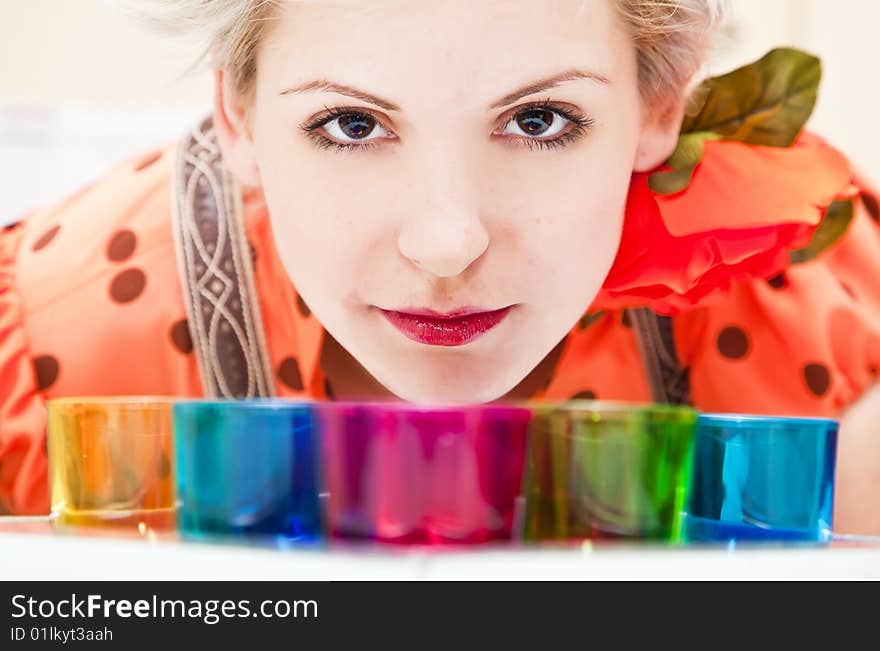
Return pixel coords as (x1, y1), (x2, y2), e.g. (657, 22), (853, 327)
(517, 109), (554, 136)
(339, 114), (375, 139)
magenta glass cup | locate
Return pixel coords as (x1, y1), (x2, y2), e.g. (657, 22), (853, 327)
(317, 402), (531, 545)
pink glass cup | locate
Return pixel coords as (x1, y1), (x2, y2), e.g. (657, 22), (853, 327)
(318, 402), (531, 545)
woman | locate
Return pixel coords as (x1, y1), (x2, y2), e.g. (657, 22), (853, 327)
(1, 0), (878, 533)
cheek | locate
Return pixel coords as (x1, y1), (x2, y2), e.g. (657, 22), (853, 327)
(489, 142), (635, 300)
(251, 125), (396, 301)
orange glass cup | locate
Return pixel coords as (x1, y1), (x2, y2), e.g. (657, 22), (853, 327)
(47, 397), (176, 532)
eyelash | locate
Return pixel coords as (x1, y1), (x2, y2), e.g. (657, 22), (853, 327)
(298, 101), (595, 152)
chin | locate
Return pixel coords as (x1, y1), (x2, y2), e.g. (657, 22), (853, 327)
(350, 317), (543, 403)
(385, 383), (508, 405)
(377, 361), (524, 405)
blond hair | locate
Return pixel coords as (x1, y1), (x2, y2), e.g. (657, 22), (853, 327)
(132, 0), (728, 103)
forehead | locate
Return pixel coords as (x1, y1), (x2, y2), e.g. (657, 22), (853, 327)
(258, 0), (633, 104)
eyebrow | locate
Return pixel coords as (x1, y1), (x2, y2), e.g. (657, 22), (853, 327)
(489, 69), (611, 109)
(279, 68), (611, 113)
(280, 80), (400, 112)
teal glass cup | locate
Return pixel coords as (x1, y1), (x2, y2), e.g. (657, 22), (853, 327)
(172, 400), (323, 543)
(522, 402), (698, 542)
(686, 414), (838, 543)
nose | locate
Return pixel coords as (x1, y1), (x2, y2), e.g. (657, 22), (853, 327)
(397, 155), (490, 279)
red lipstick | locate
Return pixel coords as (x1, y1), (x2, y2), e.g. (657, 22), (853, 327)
(380, 306), (513, 347)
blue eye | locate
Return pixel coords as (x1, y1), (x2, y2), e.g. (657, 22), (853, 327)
(503, 107), (570, 138)
(322, 112), (390, 143)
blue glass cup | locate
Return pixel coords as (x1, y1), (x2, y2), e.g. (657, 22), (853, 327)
(173, 400), (323, 543)
(686, 414), (838, 543)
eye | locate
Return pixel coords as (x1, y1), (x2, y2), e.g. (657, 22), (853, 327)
(321, 112), (391, 143)
(501, 107), (570, 139)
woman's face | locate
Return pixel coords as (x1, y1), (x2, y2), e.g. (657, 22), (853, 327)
(223, 0), (668, 403)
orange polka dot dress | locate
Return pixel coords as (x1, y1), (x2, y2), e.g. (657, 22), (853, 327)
(1, 52), (877, 515)
(1, 131), (873, 514)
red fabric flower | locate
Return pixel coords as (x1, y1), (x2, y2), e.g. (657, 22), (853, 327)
(592, 132), (855, 315)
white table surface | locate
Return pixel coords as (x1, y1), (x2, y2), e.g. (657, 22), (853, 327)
(1, 519), (879, 580)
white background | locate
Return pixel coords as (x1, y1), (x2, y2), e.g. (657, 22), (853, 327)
(1, 525), (879, 579)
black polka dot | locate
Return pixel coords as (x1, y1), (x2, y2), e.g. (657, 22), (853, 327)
(169, 319), (193, 354)
(621, 311), (633, 328)
(158, 454), (171, 480)
(579, 311), (605, 331)
(840, 281), (857, 300)
(862, 192), (879, 222)
(717, 326), (750, 360)
(803, 363), (831, 397)
(109, 268), (147, 303)
(33, 355), (60, 391)
(278, 357), (304, 391)
(248, 241), (258, 266)
(767, 273), (787, 290)
(570, 390), (597, 401)
(107, 229), (137, 262)
(32, 224), (60, 252)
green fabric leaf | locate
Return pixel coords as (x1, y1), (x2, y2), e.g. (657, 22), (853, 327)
(648, 48), (822, 197)
(666, 131), (724, 169)
(682, 47), (821, 147)
(790, 200), (854, 264)
(648, 165), (698, 195)
(649, 132), (722, 195)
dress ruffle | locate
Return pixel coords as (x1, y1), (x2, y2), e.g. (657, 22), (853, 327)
(593, 132), (856, 315)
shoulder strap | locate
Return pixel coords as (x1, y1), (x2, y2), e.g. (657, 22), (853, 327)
(171, 116), (275, 398)
(627, 307), (692, 406)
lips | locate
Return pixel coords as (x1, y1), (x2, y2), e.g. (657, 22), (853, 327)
(380, 306), (513, 347)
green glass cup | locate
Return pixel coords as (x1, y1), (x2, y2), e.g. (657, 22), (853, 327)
(522, 401), (698, 542)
